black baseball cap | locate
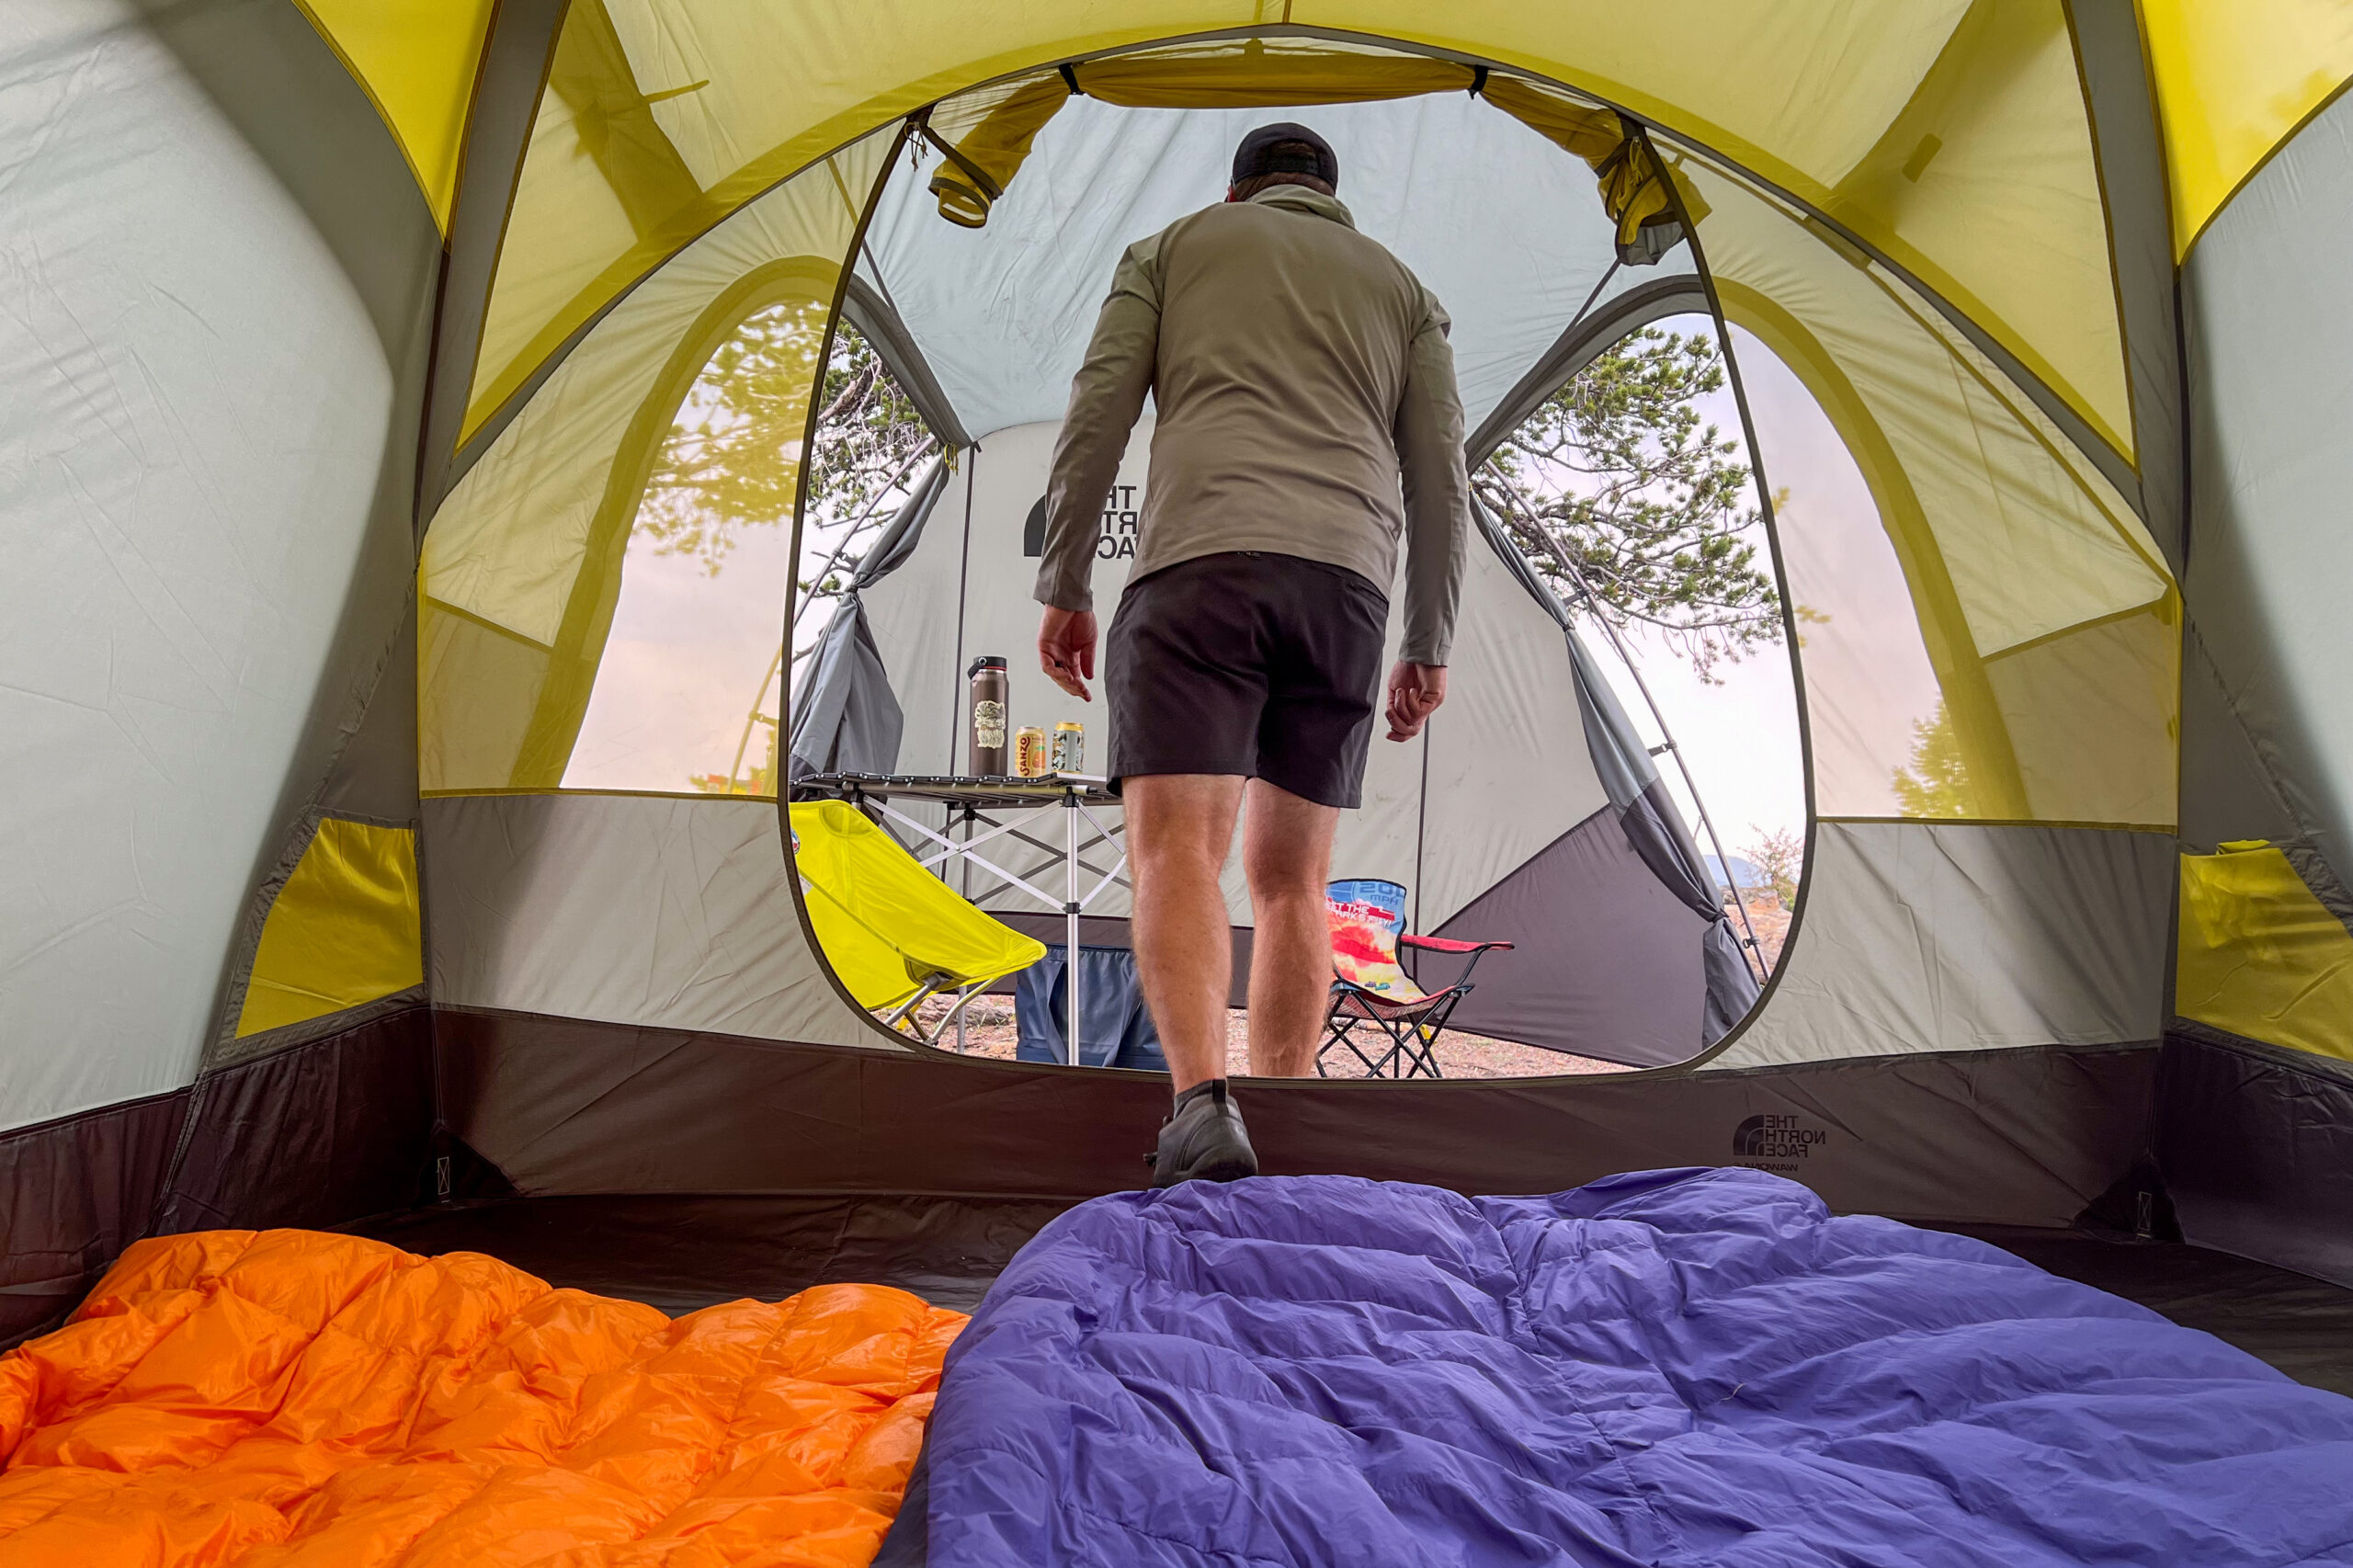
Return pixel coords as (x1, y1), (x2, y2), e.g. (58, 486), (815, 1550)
(1232, 122), (1338, 191)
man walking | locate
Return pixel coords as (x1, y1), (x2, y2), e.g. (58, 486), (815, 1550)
(1034, 124), (1469, 1185)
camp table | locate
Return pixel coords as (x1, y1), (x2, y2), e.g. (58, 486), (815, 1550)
(801, 773), (1130, 1064)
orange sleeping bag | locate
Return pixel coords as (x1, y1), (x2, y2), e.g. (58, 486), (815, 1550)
(0, 1230), (963, 1566)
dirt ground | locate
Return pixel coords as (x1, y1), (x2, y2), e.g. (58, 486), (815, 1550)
(904, 993), (1626, 1079)
(1731, 893), (1792, 974)
(896, 892), (1796, 1080)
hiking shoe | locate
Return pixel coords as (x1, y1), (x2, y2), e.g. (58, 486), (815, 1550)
(1146, 1080), (1258, 1187)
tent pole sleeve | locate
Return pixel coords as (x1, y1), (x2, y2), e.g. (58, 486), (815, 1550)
(416, 0), (568, 526)
(1478, 466), (1767, 979)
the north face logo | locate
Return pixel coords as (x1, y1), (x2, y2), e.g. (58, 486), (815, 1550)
(1733, 1113), (1828, 1162)
(1024, 491), (1142, 559)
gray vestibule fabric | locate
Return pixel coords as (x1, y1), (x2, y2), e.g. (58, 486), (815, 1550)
(1475, 500), (1759, 1040)
(1465, 269), (1708, 462)
(1619, 783), (1761, 1043)
(1423, 807), (1705, 1068)
(2180, 87), (2353, 887)
(788, 603), (905, 785)
(842, 278), (974, 449)
(853, 453), (955, 589)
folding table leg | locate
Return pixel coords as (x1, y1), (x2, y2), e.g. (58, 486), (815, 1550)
(1064, 790), (1080, 1067)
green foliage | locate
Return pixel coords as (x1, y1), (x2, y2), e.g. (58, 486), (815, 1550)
(803, 320), (937, 529)
(636, 312), (934, 584)
(1479, 326), (1780, 680)
(1890, 699), (1973, 817)
(1741, 825), (1804, 906)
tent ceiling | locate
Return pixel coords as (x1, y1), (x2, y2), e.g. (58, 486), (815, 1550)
(445, 3), (2134, 483)
(858, 90), (1679, 442)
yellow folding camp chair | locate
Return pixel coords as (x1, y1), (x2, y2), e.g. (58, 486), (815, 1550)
(789, 800), (1046, 1040)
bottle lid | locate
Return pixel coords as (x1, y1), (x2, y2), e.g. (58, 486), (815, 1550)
(968, 654), (1006, 676)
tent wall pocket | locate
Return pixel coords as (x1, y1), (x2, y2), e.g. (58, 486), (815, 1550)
(2177, 842), (2353, 1065)
(232, 817), (425, 1043)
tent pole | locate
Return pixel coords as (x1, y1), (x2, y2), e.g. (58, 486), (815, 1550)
(797, 437), (941, 616)
(726, 643), (786, 791)
(1479, 464), (1769, 981)
(959, 803), (976, 1049)
(1065, 789), (1081, 1066)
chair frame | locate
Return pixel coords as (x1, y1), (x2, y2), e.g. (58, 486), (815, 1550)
(1317, 933), (1516, 1080)
(882, 972), (988, 1047)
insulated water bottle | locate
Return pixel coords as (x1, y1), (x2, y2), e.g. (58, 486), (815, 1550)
(968, 655), (1008, 776)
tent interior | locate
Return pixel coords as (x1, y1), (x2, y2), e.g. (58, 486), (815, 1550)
(11, 2), (2353, 1555)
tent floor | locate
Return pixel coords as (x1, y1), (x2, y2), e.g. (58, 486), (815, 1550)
(352, 1198), (2353, 1395)
(356, 1193), (1079, 1316)
(1938, 1224), (2353, 1396)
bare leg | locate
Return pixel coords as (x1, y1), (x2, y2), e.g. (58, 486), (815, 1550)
(1242, 778), (1340, 1077)
(1124, 774), (1245, 1097)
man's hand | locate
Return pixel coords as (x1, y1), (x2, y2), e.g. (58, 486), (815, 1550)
(1039, 607), (1097, 701)
(1385, 662), (1447, 741)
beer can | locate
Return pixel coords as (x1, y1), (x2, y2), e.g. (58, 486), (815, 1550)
(1014, 726), (1048, 778)
(1051, 721), (1085, 775)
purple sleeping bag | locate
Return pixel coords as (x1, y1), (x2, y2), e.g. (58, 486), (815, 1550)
(911, 1167), (2353, 1566)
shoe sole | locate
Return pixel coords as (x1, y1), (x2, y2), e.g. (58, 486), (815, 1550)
(1154, 1154), (1257, 1187)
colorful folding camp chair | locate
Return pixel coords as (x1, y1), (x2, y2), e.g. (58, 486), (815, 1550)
(790, 800), (1046, 1042)
(1321, 878), (1515, 1079)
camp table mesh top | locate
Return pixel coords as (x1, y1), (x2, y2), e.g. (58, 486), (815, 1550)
(802, 772), (1120, 809)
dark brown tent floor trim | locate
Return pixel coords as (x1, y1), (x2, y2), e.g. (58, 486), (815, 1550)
(351, 1193), (2353, 1395)
(354, 1193), (1079, 1315)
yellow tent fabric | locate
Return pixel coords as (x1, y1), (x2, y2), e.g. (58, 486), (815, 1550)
(234, 820), (424, 1038)
(460, 2), (2132, 470)
(790, 801), (1047, 1015)
(420, 132), (892, 793)
(418, 23), (2173, 824)
(2141, 0), (2353, 259)
(2177, 841), (2353, 1063)
(1685, 151), (2177, 827)
(461, 0), (1264, 441)
(291, 0), (494, 233)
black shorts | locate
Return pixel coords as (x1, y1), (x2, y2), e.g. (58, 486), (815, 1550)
(1106, 551), (1389, 809)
